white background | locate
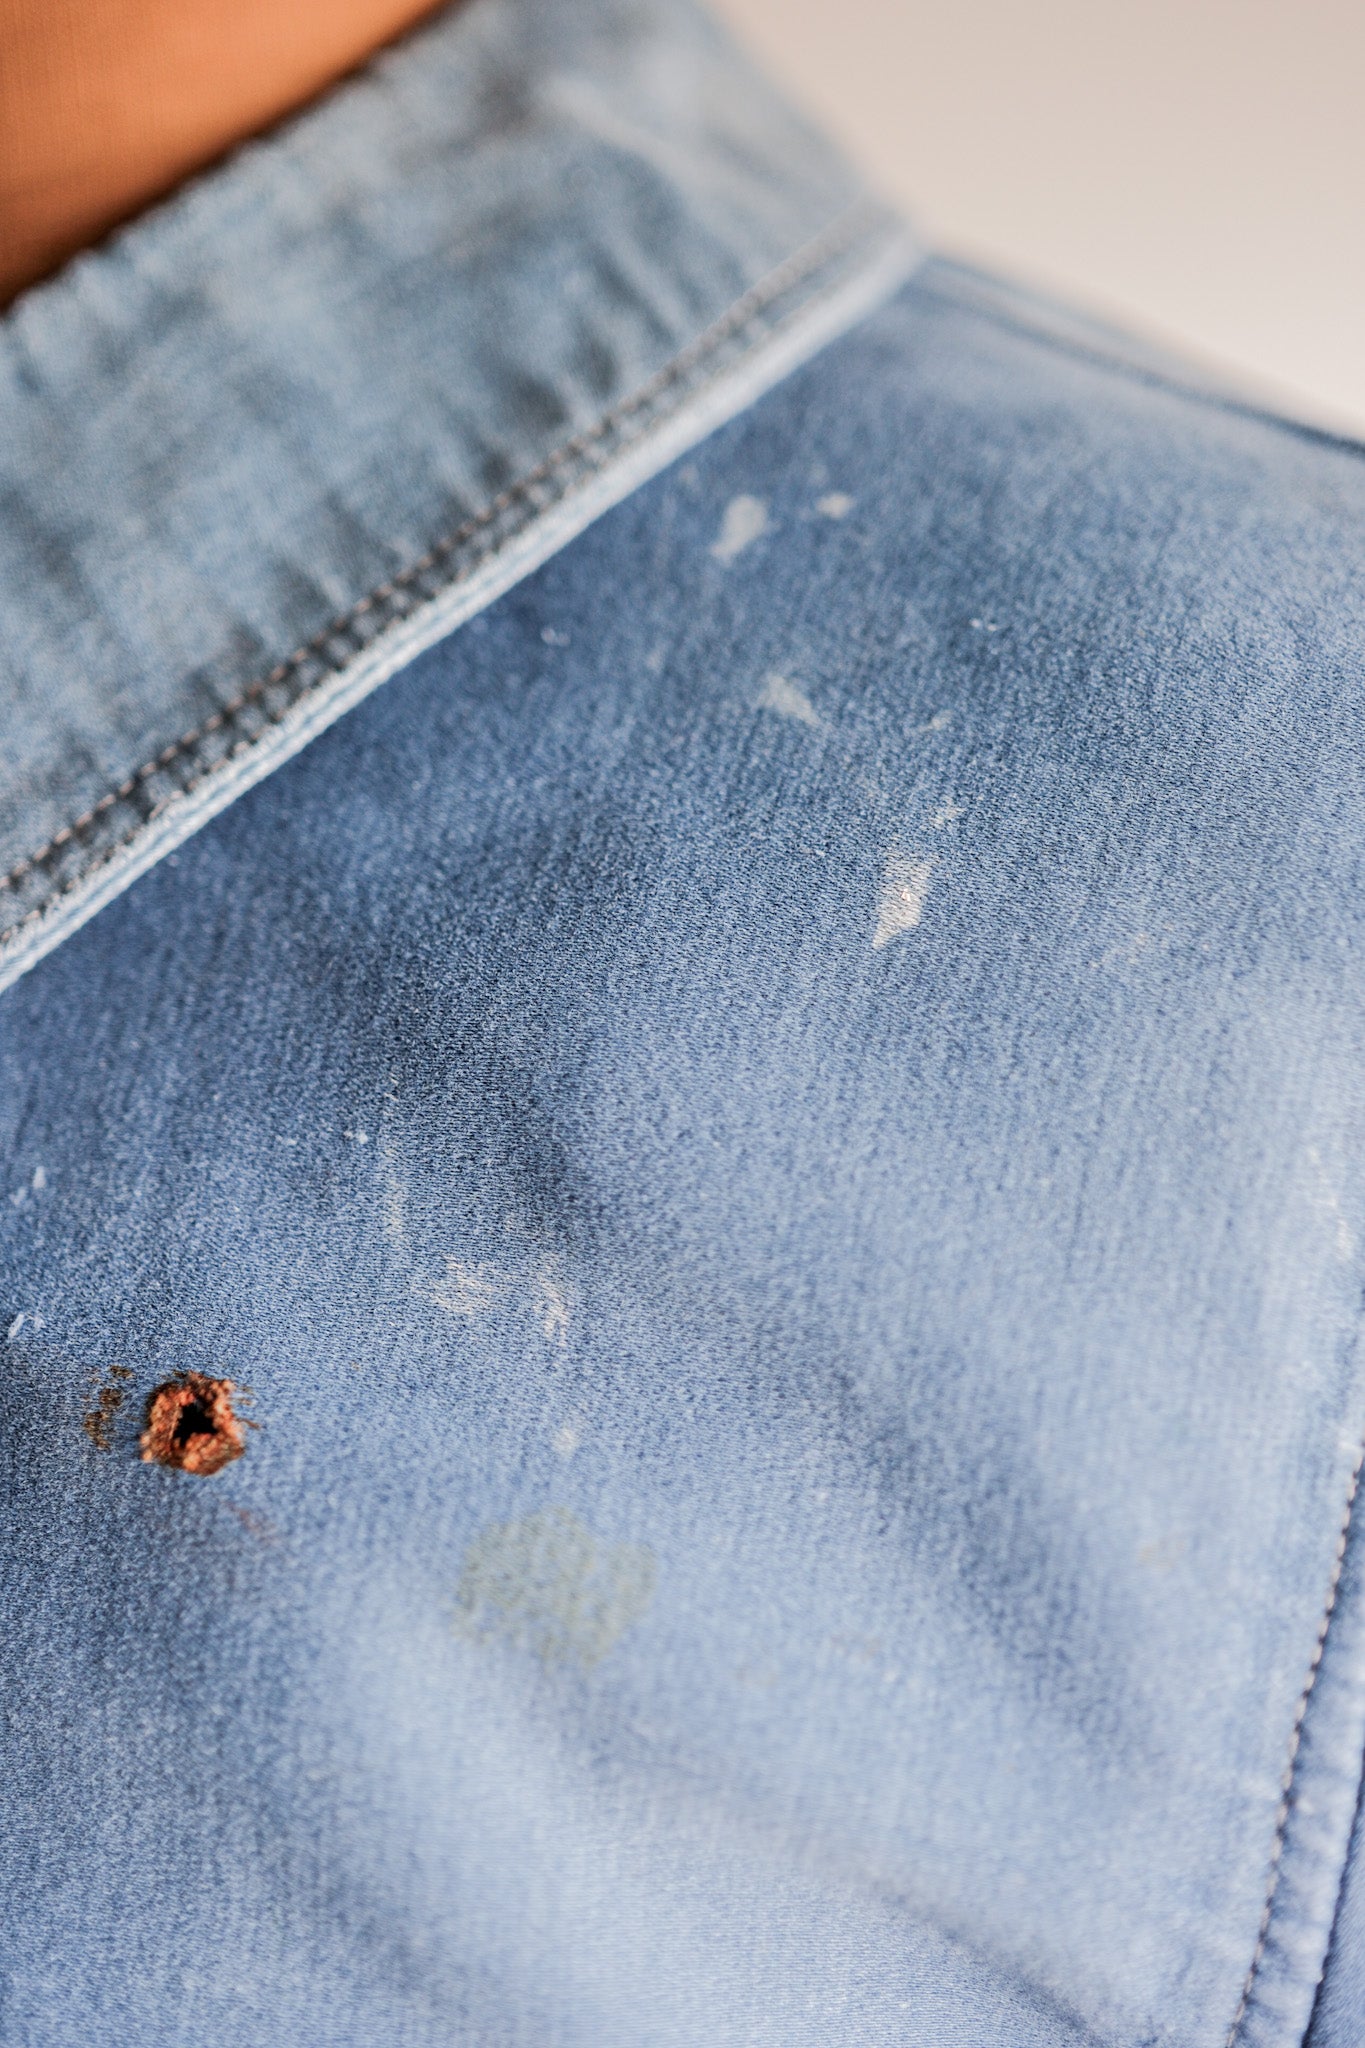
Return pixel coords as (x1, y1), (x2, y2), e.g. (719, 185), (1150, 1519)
(714, 0), (1365, 434)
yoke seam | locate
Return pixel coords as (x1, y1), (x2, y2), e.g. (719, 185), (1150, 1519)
(0, 198), (887, 946)
(1226, 1438), (1365, 2046)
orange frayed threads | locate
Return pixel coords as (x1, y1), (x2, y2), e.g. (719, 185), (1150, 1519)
(140, 1372), (248, 1476)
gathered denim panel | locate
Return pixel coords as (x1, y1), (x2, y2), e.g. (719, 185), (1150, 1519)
(0, 0), (902, 942)
(4, 267), (1365, 2046)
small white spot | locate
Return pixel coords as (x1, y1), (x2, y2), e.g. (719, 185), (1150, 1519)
(919, 709), (952, 733)
(873, 852), (935, 949)
(533, 1258), (571, 1345)
(816, 492), (855, 519)
(541, 626), (570, 647)
(426, 1259), (501, 1319)
(644, 644), (665, 675)
(379, 1138), (406, 1247)
(31, 1166), (47, 1191)
(969, 618), (1002, 633)
(1306, 1144), (1356, 1261)
(711, 495), (768, 562)
(930, 800), (965, 830)
(553, 1419), (582, 1459)
(758, 673), (820, 728)
(6, 1313), (25, 1340)
(8, 1188), (24, 1208)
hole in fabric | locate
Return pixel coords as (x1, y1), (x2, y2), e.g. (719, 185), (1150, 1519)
(140, 1373), (246, 1475)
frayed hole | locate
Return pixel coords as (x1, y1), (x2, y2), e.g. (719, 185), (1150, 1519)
(140, 1373), (246, 1476)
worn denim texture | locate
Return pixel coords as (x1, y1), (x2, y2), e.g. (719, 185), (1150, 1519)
(0, 0), (911, 986)
(5, 258), (1365, 2045)
(1312, 1767), (1365, 2045)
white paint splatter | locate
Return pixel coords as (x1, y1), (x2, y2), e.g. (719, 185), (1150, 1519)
(816, 492), (855, 519)
(31, 1166), (46, 1191)
(873, 852), (935, 949)
(378, 1139), (406, 1247)
(758, 673), (820, 727)
(533, 1258), (572, 1345)
(1307, 1145), (1356, 1260)
(553, 1418), (582, 1460)
(930, 800), (965, 830)
(6, 1313), (25, 1341)
(541, 626), (570, 647)
(711, 494), (768, 562)
(919, 709), (952, 733)
(427, 1259), (501, 1319)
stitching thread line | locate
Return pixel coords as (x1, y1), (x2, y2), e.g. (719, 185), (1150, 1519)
(1225, 1437), (1365, 2046)
(0, 199), (888, 946)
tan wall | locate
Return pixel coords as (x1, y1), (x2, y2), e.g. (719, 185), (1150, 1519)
(713, 0), (1365, 433)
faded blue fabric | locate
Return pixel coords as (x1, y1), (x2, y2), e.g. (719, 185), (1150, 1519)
(1311, 1767), (1365, 2046)
(0, 0), (907, 974)
(5, 256), (1365, 2046)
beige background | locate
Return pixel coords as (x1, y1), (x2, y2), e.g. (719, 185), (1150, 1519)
(713, 0), (1365, 434)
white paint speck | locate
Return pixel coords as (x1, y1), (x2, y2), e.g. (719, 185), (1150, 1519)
(758, 673), (820, 727)
(816, 492), (855, 519)
(541, 626), (571, 647)
(1306, 1144), (1356, 1260)
(534, 1258), (571, 1345)
(711, 494), (768, 562)
(6, 1313), (25, 1341)
(31, 1166), (46, 1191)
(919, 709), (952, 733)
(930, 800), (965, 830)
(553, 1418), (583, 1460)
(379, 1138), (406, 1247)
(426, 1259), (501, 1319)
(873, 852), (935, 949)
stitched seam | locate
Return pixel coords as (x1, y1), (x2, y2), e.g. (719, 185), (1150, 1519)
(1225, 1438), (1365, 2047)
(0, 198), (891, 944)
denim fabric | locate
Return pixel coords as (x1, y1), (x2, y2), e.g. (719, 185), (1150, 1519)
(5, 259), (1365, 2046)
(0, 0), (912, 987)
(1311, 1769), (1365, 2046)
